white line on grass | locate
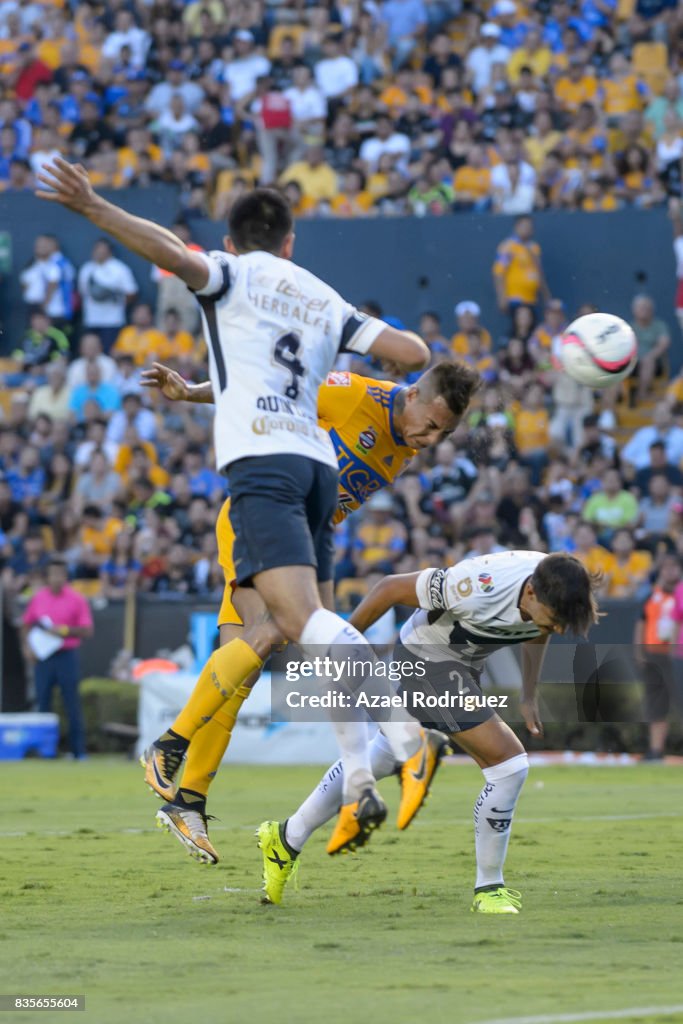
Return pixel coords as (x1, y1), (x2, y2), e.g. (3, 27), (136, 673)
(1, 811), (681, 840)
(471, 1004), (683, 1024)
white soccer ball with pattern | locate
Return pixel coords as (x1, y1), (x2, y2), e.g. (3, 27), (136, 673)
(559, 312), (637, 388)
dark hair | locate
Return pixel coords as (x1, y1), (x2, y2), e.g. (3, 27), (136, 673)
(228, 187), (293, 254)
(531, 554), (601, 638)
(48, 555), (68, 571)
(420, 361), (481, 418)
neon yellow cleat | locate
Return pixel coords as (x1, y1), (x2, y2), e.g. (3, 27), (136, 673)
(471, 887), (522, 914)
(256, 821), (299, 905)
(397, 729), (450, 830)
(326, 787), (387, 855)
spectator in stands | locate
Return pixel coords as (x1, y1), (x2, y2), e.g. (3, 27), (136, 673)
(112, 302), (168, 366)
(100, 530), (141, 600)
(513, 382), (550, 485)
(74, 450), (122, 515)
(622, 402), (683, 471)
(4, 527), (50, 597)
(465, 23), (510, 95)
(10, 311), (70, 378)
(145, 59), (205, 118)
(102, 10), (150, 68)
(570, 521), (614, 587)
(352, 490), (407, 575)
(639, 472), (681, 538)
(496, 466), (546, 547)
(182, 445), (224, 499)
(151, 220), (202, 334)
(28, 359), (71, 423)
(6, 444), (45, 511)
(314, 29), (359, 101)
(577, 413), (618, 466)
(450, 301), (492, 356)
(452, 145), (492, 211)
(106, 392), (157, 445)
(284, 63), (327, 146)
(66, 333), (117, 390)
(221, 30), (271, 102)
(22, 557), (93, 759)
(608, 528), (653, 599)
(634, 553), (682, 761)
(630, 293), (671, 403)
(78, 240), (138, 351)
(417, 312), (450, 363)
(634, 440), (683, 493)
(359, 113), (411, 172)
(582, 467), (639, 542)
(69, 361), (121, 423)
(19, 234), (75, 328)
(9, 41), (53, 103)
(492, 214), (549, 317)
(279, 145), (338, 203)
(380, 0), (427, 68)
(78, 505), (123, 577)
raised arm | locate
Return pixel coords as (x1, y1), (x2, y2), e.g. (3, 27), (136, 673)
(366, 326), (430, 374)
(349, 572), (422, 634)
(36, 158), (210, 291)
(140, 363), (215, 404)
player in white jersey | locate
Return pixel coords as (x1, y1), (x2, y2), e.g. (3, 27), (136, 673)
(260, 551), (601, 912)
(37, 162), (444, 851)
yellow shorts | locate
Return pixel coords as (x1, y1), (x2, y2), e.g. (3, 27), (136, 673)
(216, 496), (243, 627)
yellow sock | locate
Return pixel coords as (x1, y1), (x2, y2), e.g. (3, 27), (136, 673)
(180, 685), (252, 797)
(171, 639), (262, 741)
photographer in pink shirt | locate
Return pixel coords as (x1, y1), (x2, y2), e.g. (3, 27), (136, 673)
(22, 558), (94, 759)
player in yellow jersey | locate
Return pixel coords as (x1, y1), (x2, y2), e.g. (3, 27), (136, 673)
(139, 359), (480, 864)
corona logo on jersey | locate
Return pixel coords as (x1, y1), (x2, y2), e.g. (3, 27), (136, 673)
(478, 572), (494, 593)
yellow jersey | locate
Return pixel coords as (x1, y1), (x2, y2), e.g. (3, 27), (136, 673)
(493, 237), (543, 305)
(317, 371), (417, 522)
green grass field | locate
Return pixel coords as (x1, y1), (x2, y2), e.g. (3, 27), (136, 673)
(2, 759), (683, 1024)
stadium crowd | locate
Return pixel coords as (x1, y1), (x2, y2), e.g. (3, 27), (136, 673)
(0, 0), (682, 217)
(1, 211), (683, 620)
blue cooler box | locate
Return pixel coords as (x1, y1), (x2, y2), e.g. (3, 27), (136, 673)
(0, 713), (60, 759)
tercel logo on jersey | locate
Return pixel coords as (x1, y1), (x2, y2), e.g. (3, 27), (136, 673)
(356, 427), (377, 453)
(326, 371), (351, 387)
(478, 573), (494, 593)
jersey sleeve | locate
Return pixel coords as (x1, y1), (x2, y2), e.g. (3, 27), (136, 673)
(191, 250), (236, 300)
(415, 562), (478, 616)
(338, 305), (386, 355)
(316, 372), (366, 431)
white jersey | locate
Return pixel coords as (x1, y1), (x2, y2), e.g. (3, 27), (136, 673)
(194, 250), (385, 472)
(400, 550), (546, 668)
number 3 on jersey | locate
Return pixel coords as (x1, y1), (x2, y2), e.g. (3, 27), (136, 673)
(274, 332), (306, 400)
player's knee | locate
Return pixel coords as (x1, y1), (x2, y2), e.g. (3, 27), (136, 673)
(242, 617), (284, 659)
(489, 751), (529, 782)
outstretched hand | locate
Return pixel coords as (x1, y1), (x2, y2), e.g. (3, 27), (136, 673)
(140, 362), (189, 402)
(35, 157), (98, 214)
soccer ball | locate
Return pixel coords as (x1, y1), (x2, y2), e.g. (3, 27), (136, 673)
(559, 312), (638, 388)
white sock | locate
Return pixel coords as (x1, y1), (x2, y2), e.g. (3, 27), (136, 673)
(299, 609), (422, 768)
(473, 753), (529, 891)
(285, 730), (399, 852)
